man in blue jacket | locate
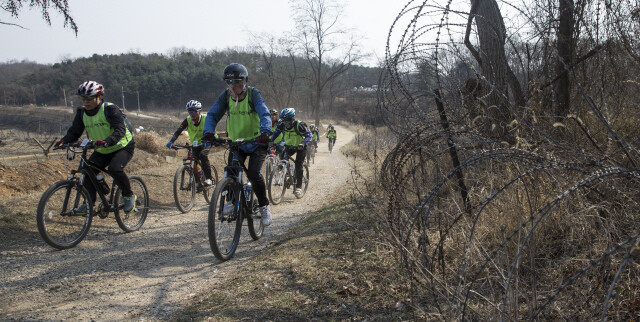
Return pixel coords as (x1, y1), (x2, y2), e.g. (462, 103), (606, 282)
(202, 63), (273, 226)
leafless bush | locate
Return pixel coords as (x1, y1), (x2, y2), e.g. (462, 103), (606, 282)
(369, 0), (640, 319)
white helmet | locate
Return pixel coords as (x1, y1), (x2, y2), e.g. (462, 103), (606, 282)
(77, 81), (104, 97)
(185, 100), (202, 111)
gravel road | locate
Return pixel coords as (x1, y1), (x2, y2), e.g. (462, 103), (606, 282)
(0, 125), (353, 321)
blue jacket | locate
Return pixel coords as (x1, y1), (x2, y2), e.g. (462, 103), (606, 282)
(203, 87), (272, 153)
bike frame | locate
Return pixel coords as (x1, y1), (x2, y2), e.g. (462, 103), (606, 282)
(68, 141), (118, 212)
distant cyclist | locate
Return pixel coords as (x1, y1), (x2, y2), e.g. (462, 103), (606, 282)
(166, 100), (215, 187)
(201, 63), (273, 226)
(270, 109), (284, 157)
(271, 108), (312, 198)
(309, 124), (320, 151)
(55, 81), (136, 213)
(326, 124), (337, 147)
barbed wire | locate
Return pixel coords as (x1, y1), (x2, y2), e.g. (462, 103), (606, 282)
(376, 0), (640, 319)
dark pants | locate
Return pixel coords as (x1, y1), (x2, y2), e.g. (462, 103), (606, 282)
(194, 145), (212, 180)
(285, 146), (306, 189)
(227, 145), (269, 207)
(86, 143), (134, 204)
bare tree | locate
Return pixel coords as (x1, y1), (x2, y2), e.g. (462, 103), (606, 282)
(249, 33), (299, 110)
(1, 0), (77, 35)
(291, 0), (362, 126)
(554, 0), (574, 121)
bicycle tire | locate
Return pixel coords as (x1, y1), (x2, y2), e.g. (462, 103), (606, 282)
(114, 176), (149, 232)
(268, 164), (287, 205)
(295, 164), (310, 199)
(208, 177), (243, 261)
(36, 180), (93, 250)
(202, 165), (219, 205)
(265, 156), (275, 183)
(173, 165), (195, 213)
(246, 192), (263, 240)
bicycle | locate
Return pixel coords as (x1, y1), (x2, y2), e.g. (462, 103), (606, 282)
(328, 137), (335, 153)
(36, 139), (149, 250)
(306, 142), (317, 166)
(208, 138), (264, 261)
(264, 144), (280, 184)
(268, 147), (309, 205)
(171, 143), (219, 213)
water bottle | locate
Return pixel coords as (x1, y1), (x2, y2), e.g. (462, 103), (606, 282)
(96, 173), (110, 195)
(289, 163), (295, 177)
(244, 182), (253, 201)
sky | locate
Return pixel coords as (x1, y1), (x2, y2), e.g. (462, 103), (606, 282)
(0, 0), (410, 67)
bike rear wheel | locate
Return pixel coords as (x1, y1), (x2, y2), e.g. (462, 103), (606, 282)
(173, 165), (195, 213)
(36, 180), (92, 250)
(246, 193), (263, 240)
(208, 177), (243, 261)
(114, 175), (149, 232)
(202, 165), (219, 205)
(268, 164), (287, 205)
(295, 164), (310, 199)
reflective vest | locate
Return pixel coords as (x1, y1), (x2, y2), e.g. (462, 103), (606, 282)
(312, 130), (319, 141)
(272, 124), (283, 143)
(187, 114), (206, 144)
(83, 102), (133, 154)
(226, 92), (260, 141)
(327, 130), (336, 138)
(283, 121), (305, 147)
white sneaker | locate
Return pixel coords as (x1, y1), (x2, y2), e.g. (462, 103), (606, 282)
(294, 188), (303, 198)
(259, 205), (272, 226)
(204, 179), (213, 186)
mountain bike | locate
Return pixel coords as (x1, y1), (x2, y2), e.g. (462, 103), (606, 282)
(306, 142), (317, 166)
(208, 138), (264, 261)
(268, 147), (309, 205)
(171, 143), (218, 213)
(264, 144), (280, 184)
(37, 139), (149, 250)
(328, 137), (335, 153)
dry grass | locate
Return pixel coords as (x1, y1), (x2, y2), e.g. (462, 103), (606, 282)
(134, 130), (165, 154)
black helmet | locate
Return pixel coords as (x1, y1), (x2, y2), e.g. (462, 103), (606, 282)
(223, 63), (249, 80)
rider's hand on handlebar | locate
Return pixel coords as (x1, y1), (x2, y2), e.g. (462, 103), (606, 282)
(95, 140), (107, 148)
(166, 141), (174, 149)
(257, 132), (270, 144)
(54, 139), (65, 149)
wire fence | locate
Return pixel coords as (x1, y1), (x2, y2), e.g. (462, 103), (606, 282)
(374, 0), (640, 319)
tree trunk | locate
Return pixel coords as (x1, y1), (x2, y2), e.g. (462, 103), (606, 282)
(554, 0), (574, 121)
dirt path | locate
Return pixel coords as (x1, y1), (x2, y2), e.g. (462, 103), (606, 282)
(0, 126), (354, 321)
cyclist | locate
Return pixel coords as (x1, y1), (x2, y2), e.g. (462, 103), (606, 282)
(309, 124), (320, 152)
(55, 81), (137, 213)
(271, 107), (312, 198)
(166, 100), (214, 188)
(326, 124), (337, 148)
(270, 108), (284, 157)
(202, 63), (273, 226)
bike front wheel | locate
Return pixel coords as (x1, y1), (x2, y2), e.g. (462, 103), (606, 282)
(114, 175), (149, 232)
(173, 165), (195, 213)
(246, 193), (263, 240)
(296, 164), (310, 199)
(208, 177), (243, 261)
(202, 164), (218, 205)
(36, 180), (93, 250)
(268, 164), (287, 205)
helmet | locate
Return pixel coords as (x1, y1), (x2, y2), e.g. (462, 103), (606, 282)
(185, 100), (202, 111)
(269, 108), (278, 116)
(77, 81), (104, 97)
(310, 124), (316, 130)
(279, 108), (295, 119)
(223, 63), (249, 80)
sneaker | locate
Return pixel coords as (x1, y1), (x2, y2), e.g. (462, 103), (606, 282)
(259, 205), (272, 226)
(123, 194), (137, 213)
(204, 179), (213, 186)
(222, 201), (234, 216)
(294, 188), (303, 198)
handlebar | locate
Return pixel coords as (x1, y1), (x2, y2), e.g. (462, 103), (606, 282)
(209, 137), (264, 147)
(54, 139), (97, 151)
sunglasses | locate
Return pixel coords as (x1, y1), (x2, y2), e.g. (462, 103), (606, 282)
(225, 79), (243, 85)
(187, 110), (199, 114)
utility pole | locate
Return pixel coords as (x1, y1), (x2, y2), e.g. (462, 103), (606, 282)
(121, 86), (126, 110)
(136, 90), (140, 115)
(63, 88), (67, 107)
